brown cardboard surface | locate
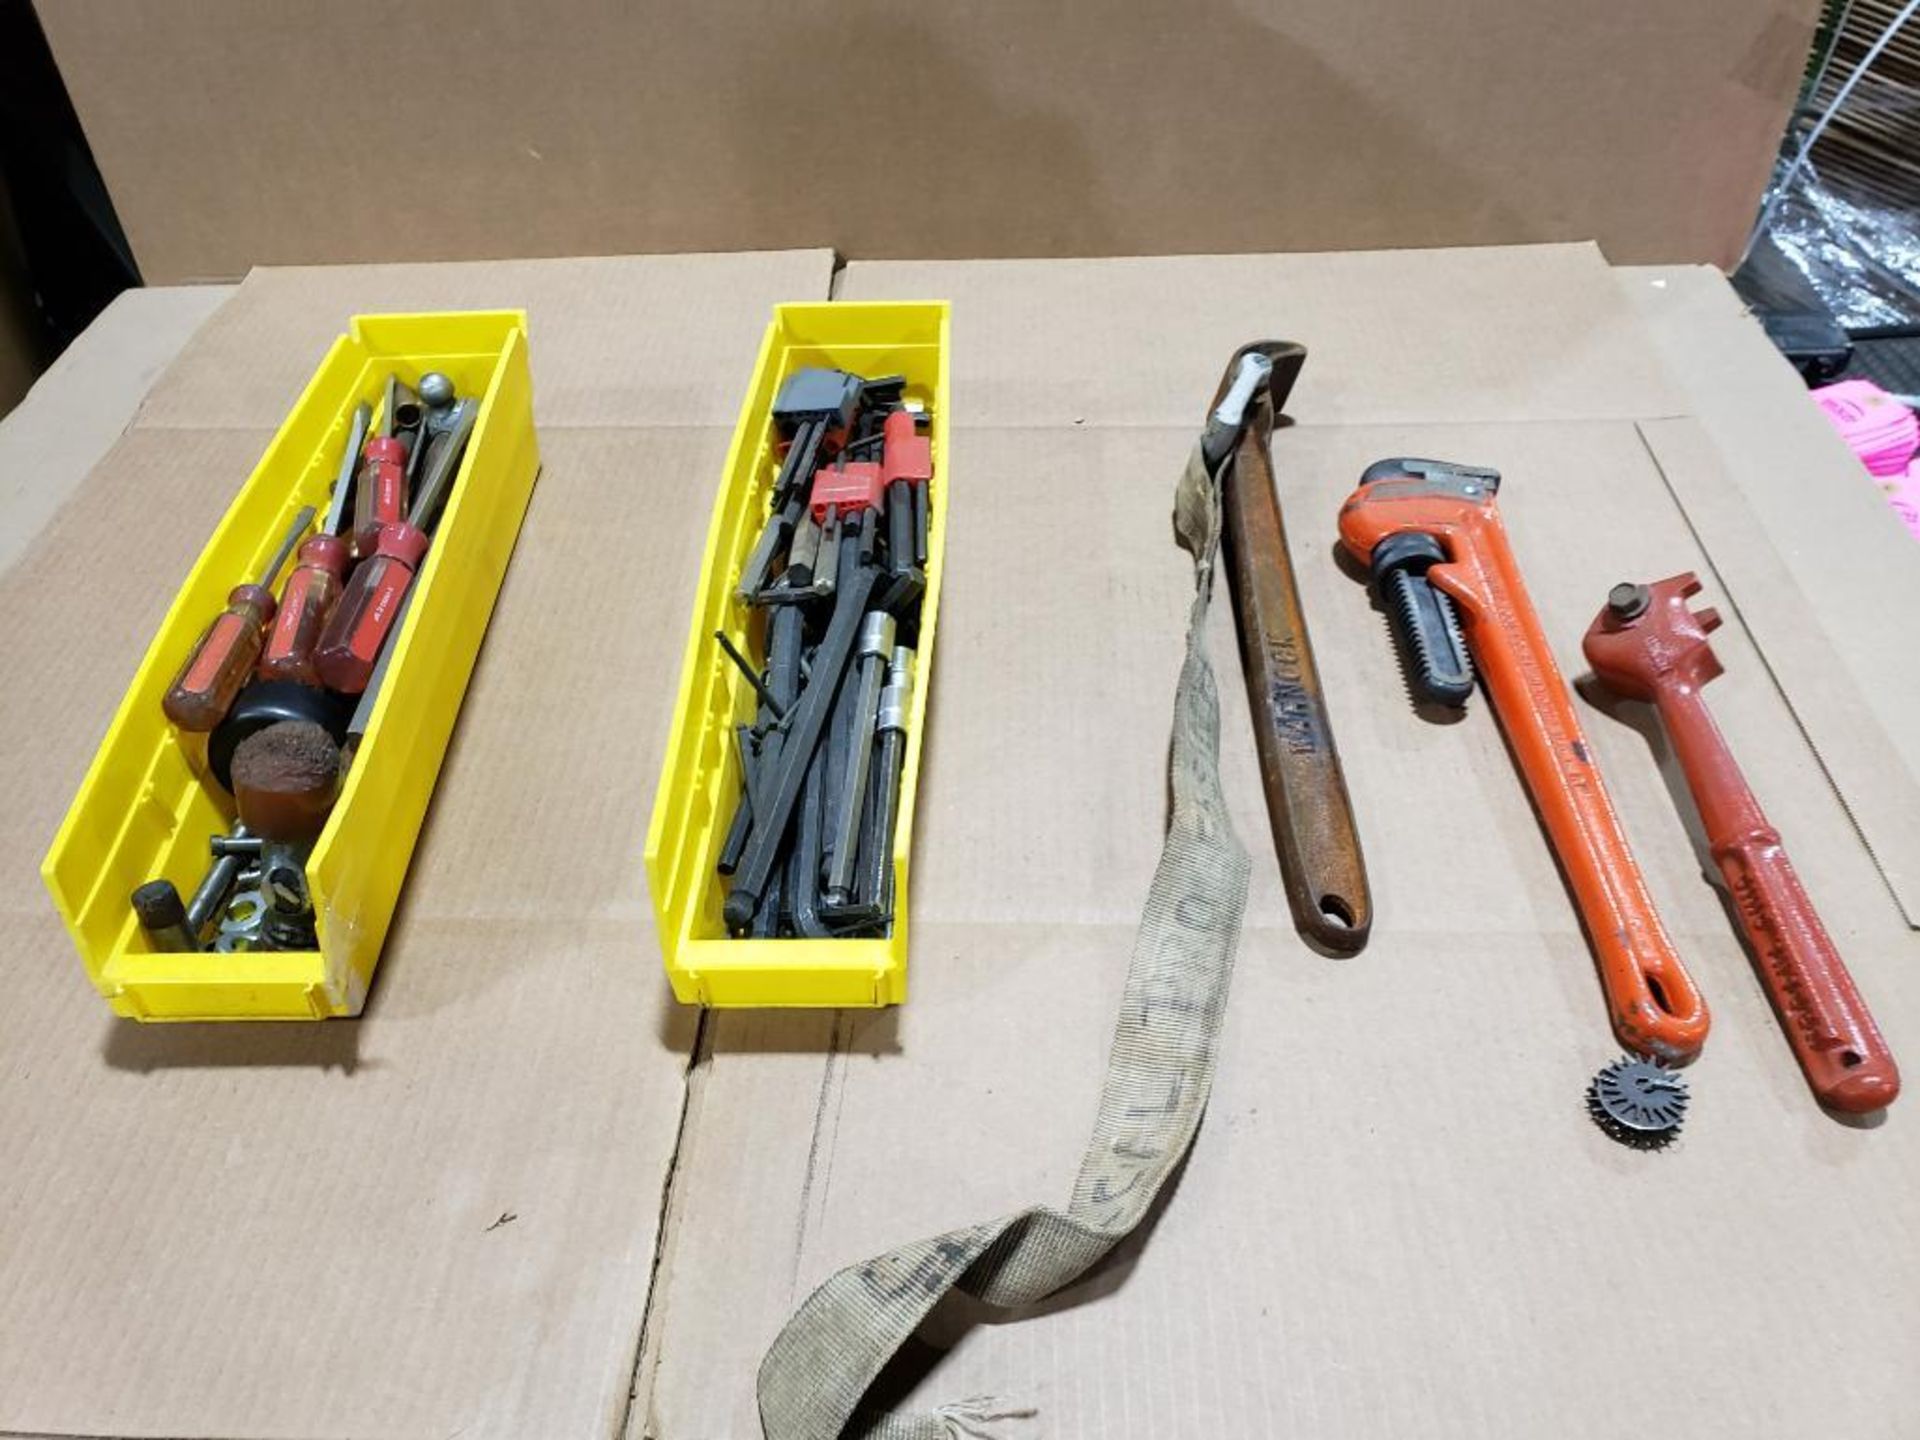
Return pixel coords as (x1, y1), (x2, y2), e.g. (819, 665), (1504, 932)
(1619, 265), (1920, 924)
(7, 245), (1919, 1440)
(832, 244), (1683, 430)
(35, 1), (1812, 284)
(0, 284), (233, 575)
(635, 253), (1920, 1438)
(0, 251), (834, 1438)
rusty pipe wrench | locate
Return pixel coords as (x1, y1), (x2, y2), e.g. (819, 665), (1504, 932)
(1338, 459), (1709, 1063)
(1205, 343), (1371, 952)
(1584, 574), (1898, 1110)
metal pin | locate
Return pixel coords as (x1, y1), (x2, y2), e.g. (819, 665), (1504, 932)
(715, 630), (788, 721)
(186, 824), (255, 938)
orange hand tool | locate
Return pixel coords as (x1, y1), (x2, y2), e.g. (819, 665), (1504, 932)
(259, 401), (370, 685)
(1584, 574), (1898, 1110)
(161, 506), (315, 731)
(1338, 459), (1709, 1063)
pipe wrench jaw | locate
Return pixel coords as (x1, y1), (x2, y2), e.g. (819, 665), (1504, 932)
(1338, 462), (1502, 711)
(1369, 532), (1476, 708)
(1337, 457), (1503, 572)
(1357, 456), (1503, 495)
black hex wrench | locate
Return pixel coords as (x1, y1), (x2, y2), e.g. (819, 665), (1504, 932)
(823, 612), (896, 908)
(723, 516), (880, 932)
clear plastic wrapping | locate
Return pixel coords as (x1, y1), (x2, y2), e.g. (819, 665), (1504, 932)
(1763, 161), (1920, 330)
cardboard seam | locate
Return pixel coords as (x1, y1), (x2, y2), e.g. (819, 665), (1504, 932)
(621, 1007), (715, 1440)
(790, 1012), (847, 1291)
(1631, 418), (1915, 928)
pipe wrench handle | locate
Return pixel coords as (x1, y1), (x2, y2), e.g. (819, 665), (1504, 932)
(1454, 571), (1710, 1062)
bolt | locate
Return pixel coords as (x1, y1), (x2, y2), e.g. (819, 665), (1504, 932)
(1607, 581), (1651, 621)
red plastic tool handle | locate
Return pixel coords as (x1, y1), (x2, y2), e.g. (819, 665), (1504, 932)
(352, 437), (410, 559)
(312, 522), (428, 694)
(258, 535), (349, 685)
(810, 460), (884, 523)
(162, 583), (277, 731)
(880, 409), (931, 486)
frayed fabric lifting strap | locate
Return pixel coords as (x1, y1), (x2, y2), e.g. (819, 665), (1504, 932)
(756, 441), (1250, 1440)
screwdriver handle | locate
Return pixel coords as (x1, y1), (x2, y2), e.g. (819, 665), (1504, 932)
(161, 505), (314, 731)
(312, 522), (428, 694)
(162, 583), (278, 730)
(257, 535), (350, 685)
(352, 437), (411, 559)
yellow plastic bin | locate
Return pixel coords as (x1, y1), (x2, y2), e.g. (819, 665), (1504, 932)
(646, 301), (950, 1007)
(43, 311), (541, 1020)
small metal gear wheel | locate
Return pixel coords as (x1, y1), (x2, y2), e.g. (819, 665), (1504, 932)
(1587, 1055), (1689, 1149)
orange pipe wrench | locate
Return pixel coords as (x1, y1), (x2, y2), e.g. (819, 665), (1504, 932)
(1338, 459), (1709, 1062)
(1584, 574), (1898, 1110)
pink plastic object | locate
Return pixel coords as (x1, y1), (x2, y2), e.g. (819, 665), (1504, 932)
(1812, 379), (1918, 477)
(1888, 461), (1920, 541)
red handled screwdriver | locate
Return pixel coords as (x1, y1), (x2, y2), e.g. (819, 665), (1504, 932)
(313, 398), (477, 694)
(258, 401), (371, 685)
(352, 376), (420, 559)
(162, 505), (316, 731)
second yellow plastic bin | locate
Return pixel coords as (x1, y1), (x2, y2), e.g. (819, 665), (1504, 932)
(646, 301), (950, 1007)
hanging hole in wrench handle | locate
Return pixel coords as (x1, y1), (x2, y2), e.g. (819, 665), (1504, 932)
(1714, 834), (1899, 1111)
(1588, 903), (1711, 1062)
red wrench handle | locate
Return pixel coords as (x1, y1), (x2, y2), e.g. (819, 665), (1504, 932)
(1657, 687), (1900, 1111)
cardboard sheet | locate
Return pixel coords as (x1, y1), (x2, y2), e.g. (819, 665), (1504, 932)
(4, 244), (1917, 1440)
(1619, 265), (1920, 924)
(636, 249), (1920, 1438)
(36, 1), (1812, 283)
(0, 284), (232, 573)
(0, 250), (834, 1440)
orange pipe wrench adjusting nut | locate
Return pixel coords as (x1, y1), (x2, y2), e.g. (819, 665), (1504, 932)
(312, 522), (428, 694)
(257, 534), (350, 686)
(1584, 574), (1899, 1111)
(1337, 458), (1710, 1063)
(352, 436), (411, 559)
